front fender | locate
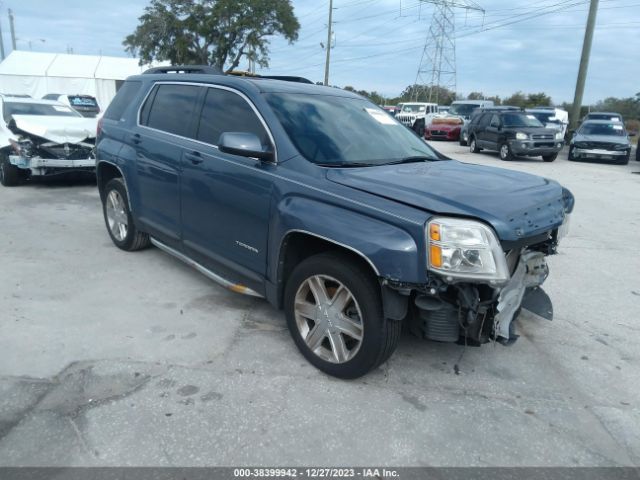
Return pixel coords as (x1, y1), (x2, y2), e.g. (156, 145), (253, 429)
(270, 196), (425, 284)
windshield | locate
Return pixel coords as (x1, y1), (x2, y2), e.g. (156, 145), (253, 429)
(579, 122), (626, 136)
(68, 95), (98, 108)
(529, 112), (558, 124)
(502, 113), (544, 127)
(448, 103), (479, 117)
(265, 93), (441, 166)
(3, 101), (81, 122)
(401, 104), (426, 113)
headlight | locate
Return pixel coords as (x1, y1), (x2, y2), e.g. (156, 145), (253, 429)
(427, 217), (510, 284)
(614, 144), (629, 151)
(515, 132), (528, 140)
(555, 132), (564, 140)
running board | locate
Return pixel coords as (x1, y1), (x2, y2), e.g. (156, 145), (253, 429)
(150, 238), (263, 298)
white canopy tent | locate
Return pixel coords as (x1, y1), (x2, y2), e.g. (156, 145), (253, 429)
(0, 51), (162, 110)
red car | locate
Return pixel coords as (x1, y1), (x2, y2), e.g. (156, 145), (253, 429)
(424, 117), (463, 141)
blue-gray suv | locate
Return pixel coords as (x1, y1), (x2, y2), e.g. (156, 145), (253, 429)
(96, 67), (575, 379)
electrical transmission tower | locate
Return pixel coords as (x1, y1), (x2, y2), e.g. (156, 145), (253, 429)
(412, 0), (484, 103)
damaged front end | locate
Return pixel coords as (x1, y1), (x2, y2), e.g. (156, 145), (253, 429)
(6, 115), (96, 177)
(390, 202), (573, 346)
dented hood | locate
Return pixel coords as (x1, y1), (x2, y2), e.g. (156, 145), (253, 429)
(326, 160), (569, 242)
(11, 115), (97, 144)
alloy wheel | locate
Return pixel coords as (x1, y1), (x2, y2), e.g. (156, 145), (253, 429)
(105, 189), (128, 241)
(294, 275), (364, 364)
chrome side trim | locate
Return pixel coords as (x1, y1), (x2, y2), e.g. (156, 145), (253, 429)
(150, 238), (264, 298)
(135, 81), (278, 164)
(96, 160), (132, 211)
(282, 229), (381, 277)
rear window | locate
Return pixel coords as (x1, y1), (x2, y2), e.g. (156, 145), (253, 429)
(103, 81), (142, 121)
(3, 102), (81, 122)
(68, 95), (98, 108)
(140, 84), (201, 138)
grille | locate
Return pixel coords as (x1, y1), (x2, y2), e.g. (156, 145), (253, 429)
(40, 144), (94, 160)
(532, 134), (553, 140)
(576, 142), (621, 150)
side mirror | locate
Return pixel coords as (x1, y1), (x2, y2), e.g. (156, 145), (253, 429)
(218, 132), (274, 162)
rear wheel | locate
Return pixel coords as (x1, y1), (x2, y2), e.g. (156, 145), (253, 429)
(102, 178), (150, 251)
(542, 153), (558, 162)
(284, 252), (401, 379)
(0, 152), (22, 187)
(469, 137), (481, 153)
(499, 143), (513, 161)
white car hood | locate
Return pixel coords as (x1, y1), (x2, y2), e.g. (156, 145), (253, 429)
(11, 115), (97, 144)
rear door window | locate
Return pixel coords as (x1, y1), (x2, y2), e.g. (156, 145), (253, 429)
(141, 84), (201, 138)
(196, 88), (268, 146)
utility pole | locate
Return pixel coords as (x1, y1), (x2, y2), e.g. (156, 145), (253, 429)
(570, 0), (599, 130)
(0, 18), (5, 60)
(8, 8), (16, 50)
(323, 0), (333, 86)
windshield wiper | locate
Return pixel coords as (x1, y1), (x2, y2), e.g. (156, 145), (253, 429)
(316, 162), (377, 168)
(382, 156), (438, 165)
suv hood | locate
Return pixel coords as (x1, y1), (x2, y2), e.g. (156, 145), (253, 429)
(573, 133), (629, 146)
(326, 160), (568, 242)
(11, 115), (97, 144)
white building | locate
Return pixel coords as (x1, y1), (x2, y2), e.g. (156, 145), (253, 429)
(0, 51), (162, 110)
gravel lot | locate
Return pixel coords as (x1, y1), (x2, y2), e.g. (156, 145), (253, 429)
(1, 144), (639, 467)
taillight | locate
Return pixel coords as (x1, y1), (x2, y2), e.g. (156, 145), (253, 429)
(97, 117), (104, 137)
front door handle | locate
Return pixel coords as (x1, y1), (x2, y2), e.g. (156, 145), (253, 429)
(185, 151), (203, 165)
(130, 133), (141, 145)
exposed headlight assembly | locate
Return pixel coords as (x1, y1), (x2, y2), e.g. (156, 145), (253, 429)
(515, 132), (528, 140)
(427, 217), (510, 284)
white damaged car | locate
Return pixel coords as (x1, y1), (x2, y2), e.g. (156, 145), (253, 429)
(0, 96), (97, 186)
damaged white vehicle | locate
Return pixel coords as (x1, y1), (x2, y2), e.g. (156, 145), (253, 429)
(0, 97), (97, 186)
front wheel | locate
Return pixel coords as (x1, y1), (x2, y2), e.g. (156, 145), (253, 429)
(102, 178), (150, 251)
(0, 153), (22, 187)
(568, 146), (576, 161)
(499, 143), (513, 161)
(542, 153), (558, 162)
(284, 252), (401, 379)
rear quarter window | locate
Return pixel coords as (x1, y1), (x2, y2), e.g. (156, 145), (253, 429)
(103, 81), (142, 121)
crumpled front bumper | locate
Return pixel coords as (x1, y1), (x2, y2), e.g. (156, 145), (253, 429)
(10, 155), (96, 175)
(572, 147), (629, 160)
(494, 250), (550, 341)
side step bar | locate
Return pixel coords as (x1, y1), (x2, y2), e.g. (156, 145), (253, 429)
(150, 238), (263, 298)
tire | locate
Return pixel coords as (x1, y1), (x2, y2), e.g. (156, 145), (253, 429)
(0, 152), (22, 187)
(469, 136), (481, 153)
(542, 153), (558, 162)
(102, 177), (150, 251)
(617, 153), (630, 165)
(459, 132), (468, 146)
(499, 142), (513, 161)
(284, 252), (401, 379)
(568, 146), (576, 161)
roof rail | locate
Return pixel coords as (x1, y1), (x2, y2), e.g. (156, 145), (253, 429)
(143, 65), (223, 75)
(259, 75), (314, 84)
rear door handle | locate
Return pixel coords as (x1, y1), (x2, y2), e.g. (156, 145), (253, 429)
(184, 151), (203, 165)
(130, 133), (141, 145)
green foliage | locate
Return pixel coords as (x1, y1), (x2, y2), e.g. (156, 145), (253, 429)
(398, 85), (456, 105)
(124, 0), (299, 72)
(502, 91), (552, 108)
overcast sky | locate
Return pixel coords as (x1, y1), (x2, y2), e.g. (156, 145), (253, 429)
(2, 0), (639, 104)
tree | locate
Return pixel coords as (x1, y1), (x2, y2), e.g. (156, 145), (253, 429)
(124, 0), (300, 72)
(399, 85), (456, 105)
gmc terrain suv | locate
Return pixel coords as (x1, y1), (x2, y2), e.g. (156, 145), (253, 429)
(468, 110), (564, 162)
(96, 66), (574, 379)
